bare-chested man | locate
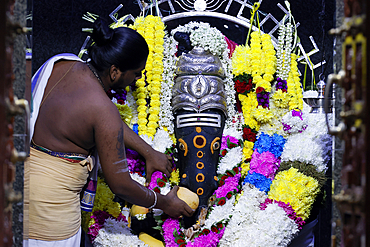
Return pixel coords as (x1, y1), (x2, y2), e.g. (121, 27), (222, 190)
(24, 18), (193, 246)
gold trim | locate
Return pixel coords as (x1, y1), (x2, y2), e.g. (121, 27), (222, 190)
(197, 188), (204, 195)
(178, 138), (188, 156)
(210, 137), (220, 154)
(193, 135), (206, 149)
(196, 173), (205, 182)
(196, 162), (204, 169)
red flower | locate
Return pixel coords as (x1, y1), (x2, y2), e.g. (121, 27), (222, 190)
(211, 226), (219, 233)
(117, 99), (125, 105)
(217, 223), (223, 229)
(158, 181), (165, 187)
(256, 87), (265, 93)
(226, 171), (234, 177)
(233, 167), (239, 174)
(242, 127), (251, 140)
(179, 244), (186, 247)
(228, 142), (237, 148)
(243, 127), (256, 142)
(162, 176), (168, 182)
(203, 229), (210, 235)
(219, 180), (225, 186)
(221, 150), (227, 156)
(226, 193), (232, 199)
(245, 83), (252, 92)
(177, 239), (185, 244)
(218, 199), (226, 206)
(235, 80), (248, 93)
(247, 133), (256, 142)
(154, 187), (160, 193)
(221, 175), (228, 181)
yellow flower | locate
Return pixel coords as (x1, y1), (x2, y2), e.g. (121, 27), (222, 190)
(268, 168), (320, 220)
(240, 161), (250, 177)
(170, 169), (180, 185)
(149, 106), (160, 115)
(115, 103), (133, 126)
(242, 140), (254, 160)
(252, 106), (273, 123)
(272, 89), (289, 108)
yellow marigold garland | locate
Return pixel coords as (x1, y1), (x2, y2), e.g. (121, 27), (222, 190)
(132, 15), (165, 138)
(268, 167), (320, 220)
(231, 45), (251, 76)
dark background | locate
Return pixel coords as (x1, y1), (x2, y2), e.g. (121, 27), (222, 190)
(29, 0), (336, 246)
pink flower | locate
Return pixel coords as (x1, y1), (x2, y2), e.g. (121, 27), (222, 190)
(221, 135), (239, 150)
(188, 228), (225, 247)
(163, 217), (181, 247)
(148, 171), (164, 190)
(214, 173), (241, 198)
(249, 151), (280, 180)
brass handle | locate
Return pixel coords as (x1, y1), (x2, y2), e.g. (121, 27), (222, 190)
(11, 148), (28, 163)
(325, 71), (346, 137)
(14, 98), (30, 153)
(7, 97), (30, 161)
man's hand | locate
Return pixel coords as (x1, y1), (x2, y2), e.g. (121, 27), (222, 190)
(160, 186), (195, 218)
(145, 150), (172, 184)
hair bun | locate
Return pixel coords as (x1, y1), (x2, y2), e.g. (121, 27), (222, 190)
(91, 17), (114, 46)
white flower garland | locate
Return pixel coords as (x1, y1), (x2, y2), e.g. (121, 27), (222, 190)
(217, 146), (243, 175)
(158, 34), (178, 134)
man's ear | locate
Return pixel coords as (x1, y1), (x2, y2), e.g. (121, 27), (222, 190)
(109, 65), (121, 82)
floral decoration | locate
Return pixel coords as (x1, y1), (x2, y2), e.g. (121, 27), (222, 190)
(82, 10), (330, 247)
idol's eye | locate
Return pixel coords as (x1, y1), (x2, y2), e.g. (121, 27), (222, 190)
(178, 138), (188, 156)
(210, 137), (221, 154)
(213, 141), (220, 150)
(179, 142), (185, 150)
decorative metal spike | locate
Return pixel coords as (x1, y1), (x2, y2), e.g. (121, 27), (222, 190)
(109, 4), (123, 23)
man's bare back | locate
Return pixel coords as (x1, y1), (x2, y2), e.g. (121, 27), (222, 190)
(33, 60), (117, 155)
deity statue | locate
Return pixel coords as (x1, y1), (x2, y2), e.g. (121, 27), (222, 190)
(172, 46), (227, 227)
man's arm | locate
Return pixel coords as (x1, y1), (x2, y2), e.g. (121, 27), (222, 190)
(93, 102), (193, 217)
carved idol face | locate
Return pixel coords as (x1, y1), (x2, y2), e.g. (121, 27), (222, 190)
(172, 47), (227, 227)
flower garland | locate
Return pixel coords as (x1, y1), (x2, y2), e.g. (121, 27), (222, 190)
(158, 34), (177, 134)
(132, 15), (165, 138)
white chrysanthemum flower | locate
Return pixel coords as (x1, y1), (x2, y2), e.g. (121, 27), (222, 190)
(223, 126), (243, 140)
(203, 197), (235, 229)
(303, 90), (319, 98)
(130, 172), (146, 186)
(281, 113), (331, 172)
(93, 218), (148, 247)
(221, 185), (298, 247)
(159, 183), (171, 195)
(153, 129), (173, 153)
(217, 146), (243, 174)
(139, 134), (154, 146)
